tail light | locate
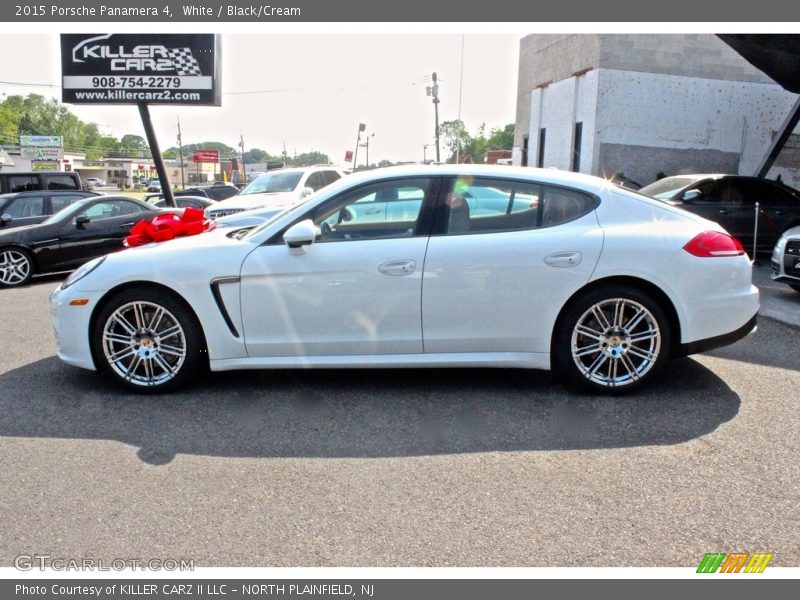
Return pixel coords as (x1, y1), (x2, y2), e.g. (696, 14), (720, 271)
(683, 231), (745, 257)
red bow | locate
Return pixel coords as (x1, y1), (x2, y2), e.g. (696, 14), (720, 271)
(124, 207), (217, 248)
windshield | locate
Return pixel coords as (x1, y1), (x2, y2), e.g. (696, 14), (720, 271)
(42, 197), (94, 224)
(639, 176), (702, 200)
(240, 172), (303, 195)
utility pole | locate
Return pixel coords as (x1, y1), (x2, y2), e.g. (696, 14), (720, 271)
(239, 132), (246, 184)
(427, 72), (441, 163)
(176, 116), (185, 190)
(353, 123), (366, 171)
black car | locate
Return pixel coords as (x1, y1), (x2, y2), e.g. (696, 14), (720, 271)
(146, 195), (213, 210)
(0, 190), (100, 230)
(0, 195), (171, 288)
(0, 171), (83, 194)
(188, 183), (240, 201)
(638, 174), (800, 252)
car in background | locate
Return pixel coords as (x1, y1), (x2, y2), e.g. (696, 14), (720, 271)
(205, 166), (345, 219)
(146, 181), (163, 193)
(199, 182), (240, 202)
(638, 174), (800, 252)
(49, 165), (758, 394)
(0, 195), (174, 288)
(0, 190), (100, 230)
(771, 225), (800, 293)
(83, 177), (106, 188)
(0, 171), (83, 194)
(146, 195), (213, 210)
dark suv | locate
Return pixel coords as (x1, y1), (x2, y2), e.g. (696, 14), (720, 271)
(0, 190), (99, 229)
(638, 174), (800, 252)
(0, 171), (83, 194)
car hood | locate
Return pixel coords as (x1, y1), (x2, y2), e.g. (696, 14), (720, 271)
(211, 191), (301, 210)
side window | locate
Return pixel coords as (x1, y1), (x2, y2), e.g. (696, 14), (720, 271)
(313, 178), (430, 242)
(694, 180), (727, 204)
(5, 196), (45, 218)
(322, 171), (342, 186)
(8, 175), (38, 193)
(50, 194), (87, 213)
(46, 175), (79, 191)
(306, 172), (326, 191)
(443, 177), (596, 234)
(78, 200), (147, 221)
(443, 177), (541, 234)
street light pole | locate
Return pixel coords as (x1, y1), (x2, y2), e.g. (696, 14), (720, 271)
(239, 132), (246, 184)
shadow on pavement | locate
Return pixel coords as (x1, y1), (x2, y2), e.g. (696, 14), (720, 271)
(0, 353), (740, 465)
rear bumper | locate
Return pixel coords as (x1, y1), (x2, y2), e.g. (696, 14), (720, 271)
(677, 313), (757, 356)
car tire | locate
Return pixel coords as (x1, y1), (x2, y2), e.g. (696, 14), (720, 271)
(92, 287), (207, 393)
(0, 247), (34, 288)
(553, 285), (671, 393)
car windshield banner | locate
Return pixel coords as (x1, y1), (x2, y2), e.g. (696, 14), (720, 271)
(60, 33), (221, 105)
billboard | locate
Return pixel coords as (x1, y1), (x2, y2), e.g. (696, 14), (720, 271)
(61, 34), (221, 105)
(193, 150), (220, 163)
(19, 135), (62, 147)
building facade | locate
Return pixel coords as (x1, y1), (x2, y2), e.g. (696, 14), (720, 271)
(514, 34), (800, 187)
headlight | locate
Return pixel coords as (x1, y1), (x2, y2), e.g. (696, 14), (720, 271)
(61, 256), (107, 290)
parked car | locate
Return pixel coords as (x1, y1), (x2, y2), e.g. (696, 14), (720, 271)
(0, 190), (100, 230)
(49, 165), (758, 394)
(205, 166), (345, 219)
(199, 182), (240, 202)
(0, 195), (173, 288)
(638, 174), (800, 252)
(0, 171), (83, 194)
(146, 181), (163, 193)
(83, 177), (106, 188)
(771, 225), (800, 293)
(146, 195), (213, 210)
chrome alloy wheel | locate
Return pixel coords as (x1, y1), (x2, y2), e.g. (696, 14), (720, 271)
(101, 301), (187, 387)
(570, 298), (661, 388)
(0, 249), (31, 286)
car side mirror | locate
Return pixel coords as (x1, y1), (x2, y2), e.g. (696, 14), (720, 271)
(0, 214), (11, 226)
(682, 189), (702, 203)
(283, 219), (318, 255)
(300, 186), (315, 199)
(75, 214), (90, 228)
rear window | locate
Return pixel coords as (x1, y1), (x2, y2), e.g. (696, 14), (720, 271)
(46, 174), (80, 191)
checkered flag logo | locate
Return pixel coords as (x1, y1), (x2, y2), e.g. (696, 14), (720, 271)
(168, 48), (202, 76)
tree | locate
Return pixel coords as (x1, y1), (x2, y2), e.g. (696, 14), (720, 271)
(120, 134), (149, 157)
(243, 148), (269, 164)
(287, 151), (331, 166)
(439, 119), (469, 162)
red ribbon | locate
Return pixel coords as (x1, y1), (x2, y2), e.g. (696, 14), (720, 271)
(124, 207), (217, 248)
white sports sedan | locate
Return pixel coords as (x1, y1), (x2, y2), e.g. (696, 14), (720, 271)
(49, 165), (759, 394)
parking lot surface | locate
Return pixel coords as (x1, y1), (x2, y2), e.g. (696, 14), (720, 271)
(0, 276), (798, 567)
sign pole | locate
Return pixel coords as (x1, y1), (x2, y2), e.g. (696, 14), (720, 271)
(138, 102), (176, 208)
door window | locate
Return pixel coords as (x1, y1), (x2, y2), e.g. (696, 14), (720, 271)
(77, 200), (147, 221)
(50, 194), (88, 213)
(45, 174), (79, 190)
(5, 195), (45, 218)
(313, 178), (430, 241)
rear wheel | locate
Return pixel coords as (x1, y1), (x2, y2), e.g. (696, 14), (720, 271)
(92, 288), (206, 393)
(0, 247), (33, 287)
(554, 286), (671, 392)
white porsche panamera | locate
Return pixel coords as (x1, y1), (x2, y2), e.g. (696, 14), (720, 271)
(50, 165), (759, 393)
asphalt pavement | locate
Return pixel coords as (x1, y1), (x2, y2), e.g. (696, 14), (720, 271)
(0, 275), (797, 568)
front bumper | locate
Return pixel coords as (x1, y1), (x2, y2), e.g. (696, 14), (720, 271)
(49, 284), (104, 371)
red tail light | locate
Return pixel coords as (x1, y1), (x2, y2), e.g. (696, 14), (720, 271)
(683, 231), (745, 257)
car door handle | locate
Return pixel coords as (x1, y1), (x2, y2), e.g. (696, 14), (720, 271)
(544, 251), (582, 268)
(364, 208), (382, 214)
(119, 222), (135, 228)
(378, 259), (416, 276)
(718, 209), (729, 214)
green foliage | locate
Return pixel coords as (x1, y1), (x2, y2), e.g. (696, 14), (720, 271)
(439, 119), (514, 163)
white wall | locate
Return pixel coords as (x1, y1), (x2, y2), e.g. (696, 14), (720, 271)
(594, 69), (798, 176)
(526, 70), (599, 173)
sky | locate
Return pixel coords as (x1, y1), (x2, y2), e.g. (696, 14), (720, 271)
(0, 33), (520, 164)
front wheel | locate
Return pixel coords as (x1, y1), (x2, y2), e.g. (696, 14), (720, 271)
(0, 247), (34, 287)
(92, 288), (206, 393)
(553, 286), (671, 393)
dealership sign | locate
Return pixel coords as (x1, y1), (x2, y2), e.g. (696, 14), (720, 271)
(193, 150), (220, 163)
(61, 34), (221, 105)
(21, 147), (64, 160)
(20, 135), (62, 147)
